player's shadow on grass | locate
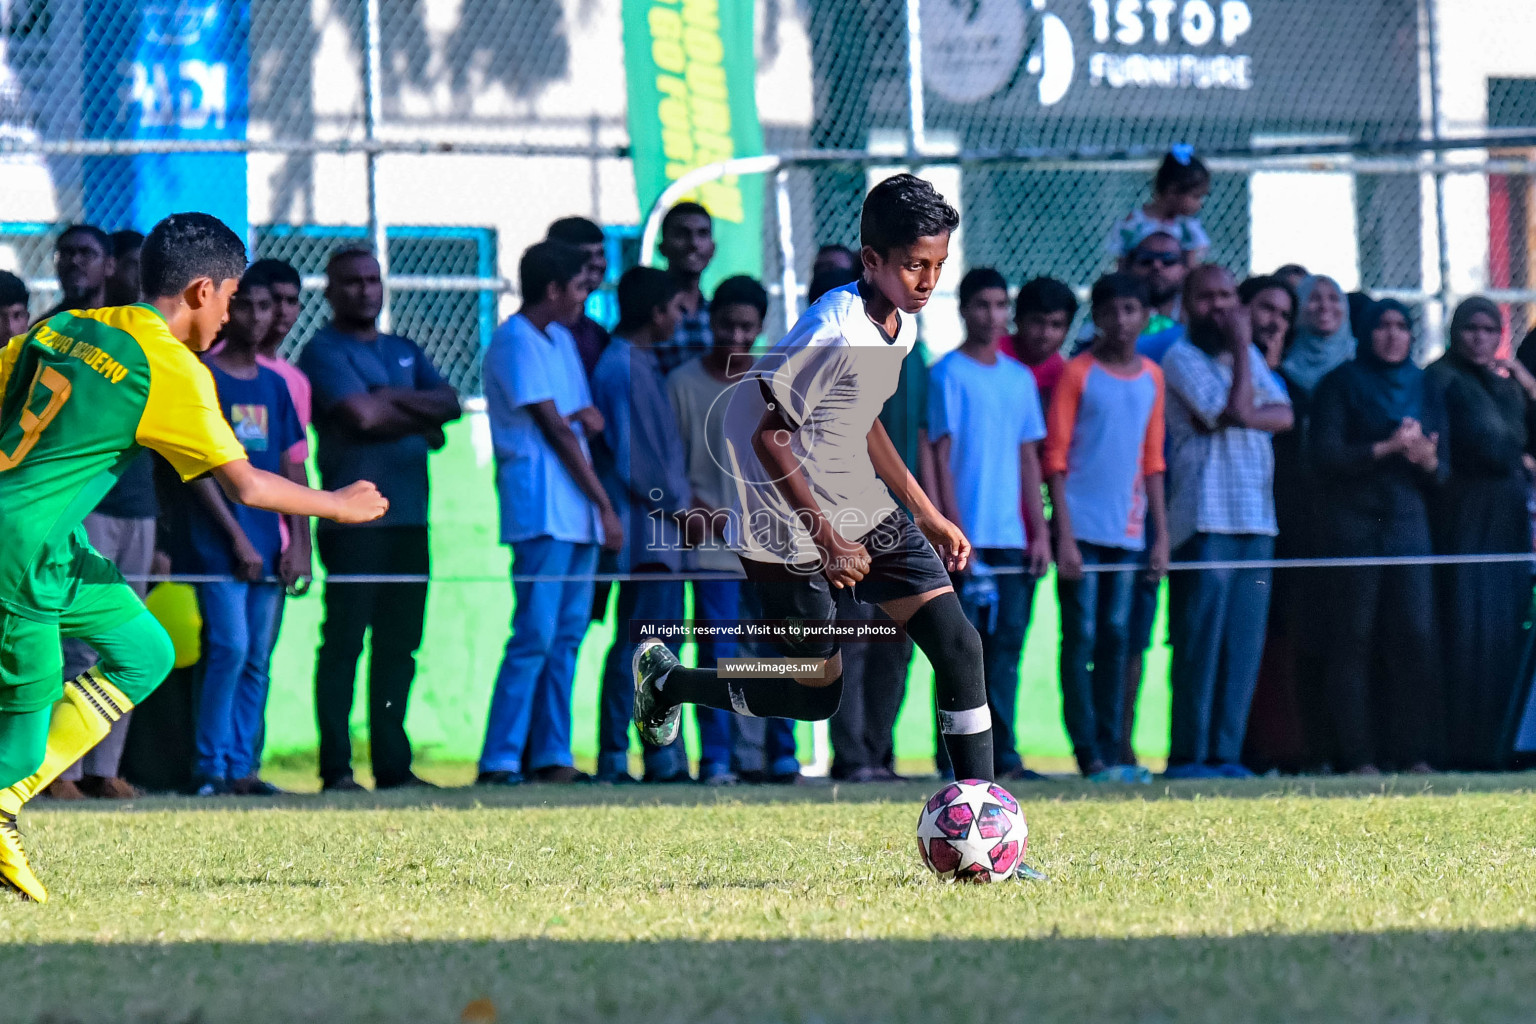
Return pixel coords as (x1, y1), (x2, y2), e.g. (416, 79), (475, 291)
(37, 771), (1536, 815)
(8, 929), (1536, 1023)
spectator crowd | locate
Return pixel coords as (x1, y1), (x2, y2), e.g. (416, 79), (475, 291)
(11, 148), (1536, 795)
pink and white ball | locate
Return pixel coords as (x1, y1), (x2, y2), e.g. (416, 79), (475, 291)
(916, 780), (1027, 883)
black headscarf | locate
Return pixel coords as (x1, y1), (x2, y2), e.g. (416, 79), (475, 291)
(1352, 298), (1423, 424)
(1449, 296), (1503, 354)
(1445, 296), (1505, 384)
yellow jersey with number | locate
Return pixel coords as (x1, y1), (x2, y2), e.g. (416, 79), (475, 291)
(0, 304), (246, 619)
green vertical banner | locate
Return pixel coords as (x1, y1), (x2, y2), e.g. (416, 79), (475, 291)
(624, 0), (764, 284)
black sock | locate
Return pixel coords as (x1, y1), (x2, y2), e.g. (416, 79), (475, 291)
(660, 665), (844, 721)
(904, 591), (994, 782)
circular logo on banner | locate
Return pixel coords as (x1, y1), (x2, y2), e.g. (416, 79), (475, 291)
(921, 0), (1030, 104)
(922, 0), (1076, 107)
(1028, 9), (1075, 106)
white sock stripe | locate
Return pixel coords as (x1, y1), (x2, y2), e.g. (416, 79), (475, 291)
(938, 705), (991, 735)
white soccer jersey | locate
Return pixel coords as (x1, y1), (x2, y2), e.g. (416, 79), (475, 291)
(722, 281), (916, 563)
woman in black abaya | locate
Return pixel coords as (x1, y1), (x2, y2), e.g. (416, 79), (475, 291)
(1427, 297), (1536, 770)
(1310, 299), (1446, 773)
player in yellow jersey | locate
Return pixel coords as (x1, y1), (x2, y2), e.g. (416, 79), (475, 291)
(0, 213), (388, 902)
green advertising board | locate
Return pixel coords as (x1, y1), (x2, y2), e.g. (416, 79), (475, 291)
(623, 0), (764, 284)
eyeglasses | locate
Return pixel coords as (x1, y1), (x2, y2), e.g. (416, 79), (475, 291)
(1132, 251), (1183, 268)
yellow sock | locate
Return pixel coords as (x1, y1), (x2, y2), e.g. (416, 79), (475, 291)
(0, 669), (133, 816)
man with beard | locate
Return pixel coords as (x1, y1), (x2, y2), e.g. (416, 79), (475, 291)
(39, 225), (115, 321)
(1159, 266), (1293, 780)
(298, 247), (462, 792)
(1238, 275), (1298, 373)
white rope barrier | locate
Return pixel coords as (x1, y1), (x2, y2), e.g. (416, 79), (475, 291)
(123, 551), (1536, 586)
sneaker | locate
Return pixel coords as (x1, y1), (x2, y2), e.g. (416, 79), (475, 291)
(229, 777), (286, 796)
(632, 638), (682, 747)
(1087, 767), (1130, 784)
(1162, 762), (1222, 780)
(43, 779), (85, 800)
(80, 775), (144, 799)
(192, 777), (231, 797)
(1094, 765), (1153, 785)
(842, 766), (883, 783)
(476, 770), (524, 787)
(0, 809), (46, 903)
(531, 765), (591, 784)
(1214, 763), (1255, 780)
(322, 775), (368, 793)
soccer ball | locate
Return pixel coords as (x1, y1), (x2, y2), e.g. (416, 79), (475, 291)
(916, 779), (1027, 883)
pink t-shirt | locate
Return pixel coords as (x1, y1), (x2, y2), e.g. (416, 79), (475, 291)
(1000, 333), (1067, 412)
(257, 353), (312, 463)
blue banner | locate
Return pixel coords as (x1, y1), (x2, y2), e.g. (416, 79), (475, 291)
(81, 1), (250, 240)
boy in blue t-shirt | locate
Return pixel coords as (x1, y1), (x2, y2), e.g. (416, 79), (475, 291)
(927, 268), (1051, 781)
(177, 272), (305, 796)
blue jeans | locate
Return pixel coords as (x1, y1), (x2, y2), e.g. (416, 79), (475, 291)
(1168, 533), (1274, 767)
(690, 579), (739, 776)
(1057, 542), (1140, 772)
(599, 575), (688, 778)
(732, 718), (801, 777)
(729, 584), (799, 777)
(974, 548), (1037, 774)
(479, 538), (598, 775)
(194, 581), (284, 780)
(1129, 572), (1162, 653)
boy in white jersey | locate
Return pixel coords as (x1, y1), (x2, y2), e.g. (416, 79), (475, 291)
(632, 175), (1022, 829)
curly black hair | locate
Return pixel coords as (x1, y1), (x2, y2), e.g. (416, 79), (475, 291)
(140, 213), (247, 298)
(860, 173), (959, 257)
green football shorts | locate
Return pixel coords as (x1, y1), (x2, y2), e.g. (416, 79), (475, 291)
(0, 546), (147, 714)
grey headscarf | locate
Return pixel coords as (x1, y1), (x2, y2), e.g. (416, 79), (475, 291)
(1281, 274), (1356, 395)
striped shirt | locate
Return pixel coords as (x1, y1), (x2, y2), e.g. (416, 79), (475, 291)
(1161, 339), (1289, 548)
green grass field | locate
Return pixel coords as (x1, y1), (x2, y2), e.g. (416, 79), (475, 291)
(5, 774), (1536, 1023)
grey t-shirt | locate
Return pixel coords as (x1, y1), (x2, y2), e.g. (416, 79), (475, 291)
(722, 281), (915, 564)
(298, 324), (448, 529)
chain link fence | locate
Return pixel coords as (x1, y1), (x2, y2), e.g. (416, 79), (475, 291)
(1, 0), (1535, 386)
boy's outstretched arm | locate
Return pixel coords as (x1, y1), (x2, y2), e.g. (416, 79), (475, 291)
(211, 459), (388, 524)
(866, 418), (969, 572)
